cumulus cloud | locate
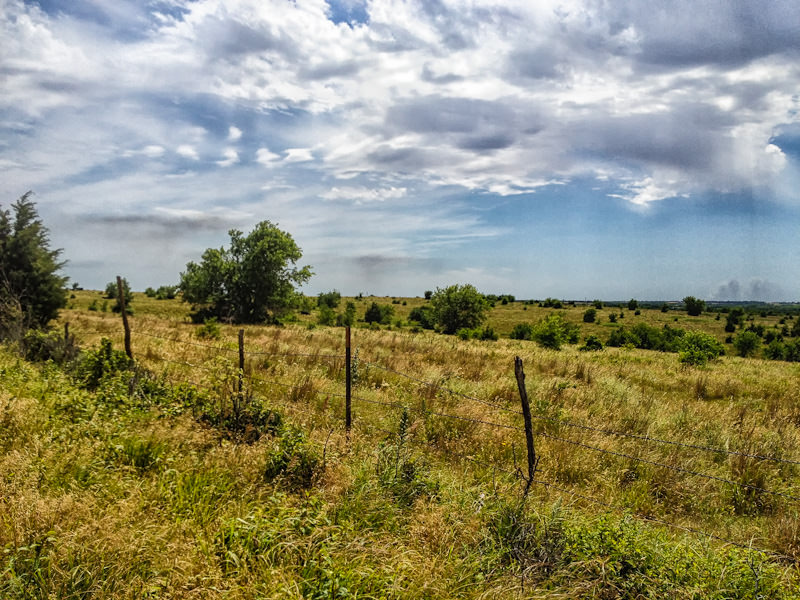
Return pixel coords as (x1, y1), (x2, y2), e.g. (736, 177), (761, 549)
(176, 145), (199, 160)
(321, 186), (407, 203)
(216, 147), (239, 167)
(227, 126), (242, 141)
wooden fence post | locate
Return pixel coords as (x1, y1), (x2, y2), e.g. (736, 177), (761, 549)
(237, 328), (245, 419)
(345, 326), (352, 438)
(116, 276), (132, 360)
(514, 356), (537, 496)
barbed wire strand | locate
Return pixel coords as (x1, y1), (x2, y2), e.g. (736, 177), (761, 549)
(363, 357), (800, 468)
(537, 431), (800, 503)
(362, 359), (523, 415)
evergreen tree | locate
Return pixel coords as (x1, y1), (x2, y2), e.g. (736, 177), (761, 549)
(0, 192), (68, 337)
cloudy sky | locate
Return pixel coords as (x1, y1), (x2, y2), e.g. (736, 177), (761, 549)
(2, 0), (799, 300)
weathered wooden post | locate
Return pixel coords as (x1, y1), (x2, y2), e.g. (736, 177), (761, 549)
(514, 356), (537, 496)
(346, 326), (352, 438)
(116, 276), (132, 360)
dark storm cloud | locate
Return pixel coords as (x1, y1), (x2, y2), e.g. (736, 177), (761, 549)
(571, 105), (736, 171)
(607, 0), (800, 69)
(84, 212), (233, 234)
(196, 16), (298, 60)
(505, 47), (564, 80)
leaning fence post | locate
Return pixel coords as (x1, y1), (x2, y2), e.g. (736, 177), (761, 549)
(345, 326), (352, 438)
(116, 276), (132, 360)
(515, 356), (537, 496)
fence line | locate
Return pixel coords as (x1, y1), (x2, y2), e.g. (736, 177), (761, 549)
(77, 317), (800, 563)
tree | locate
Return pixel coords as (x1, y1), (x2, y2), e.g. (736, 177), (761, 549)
(628, 298), (638, 311)
(364, 301), (393, 324)
(679, 331), (725, 366)
(0, 192), (68, 337)
(317, 290), (341, 309)
(179, 221), (312, 323)
(531, 314), (580, 350)
(733, 331), (761, 358)
(105, 278), (133, 314)
(583, 308), (597, 323)
(429, 284), (489, 334)
(683, 296), (706, 316)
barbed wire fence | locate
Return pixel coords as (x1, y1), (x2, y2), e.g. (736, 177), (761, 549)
(64, 289), (800, 564)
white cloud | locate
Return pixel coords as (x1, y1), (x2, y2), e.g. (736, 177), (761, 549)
(284, 148), (314, 162)
(321, 186), (407, 203)
(176, 145), (199, 160)
(228, 125), (242, 141)
(255, 147), (281, 166)
(216, 147), (239, 167)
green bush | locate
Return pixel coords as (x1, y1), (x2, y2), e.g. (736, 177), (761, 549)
(678, 331), (725, 366)
(263, 426), (321, 490)
(429, 284), (489, 334)
(317, 304), (336, 326)
(364, 302), (394, 324)
(531, 314), (579, 350)
(317, 290), (341, 309)
(408, 305), (436, 329)
(510, 323), (534, 340)
(74, 338), (133, 390)
(583, 308), (596, 323)
(579, 335), (604, 351)
(196, 317), (221, 339)
(733, 331), (761, 358)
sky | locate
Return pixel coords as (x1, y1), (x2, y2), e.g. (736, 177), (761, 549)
(2, 0), (799, 301)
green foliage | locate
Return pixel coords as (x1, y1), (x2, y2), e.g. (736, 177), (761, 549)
(317, 304), (336, 326)
(263, 426), (321, 490)
(0, 192), (68, 338)
(408, 305), (435, 329)
(582, 307), (597, 323)
(144, 287), (156, 297)
(531, 314), (579, 350)
(317, 290), (341, 309)
(423, 290), (432, 300)
(104, 278), (133, 314)
(195, 317), (221, 340)
(155, 285), (177, 300)
(627, 298), (638, 311)
(364, 302), (394, 324)
(609, 313), (617, 323)
(607, 323), (687, 353)
(510, 323), (534, 340)
(21, 328), (79, 365)
(179, 221), (312, 324)
(336, 301), (357, 327)
(593, 299), (603, 309)
(429, 284), (489, 334)
(579, 335), (604, 351)
(74, 338), (133, 390)
(542, 297), (563, 308)
(683, 295), (706, 316)
(733, 331), (761, 358)
(679, 331), (725, 366)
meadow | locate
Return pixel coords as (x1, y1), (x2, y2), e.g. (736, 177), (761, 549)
(2, 290), (800, 598)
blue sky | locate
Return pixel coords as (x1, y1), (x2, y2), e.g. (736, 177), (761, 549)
(2, 0), (799, 300)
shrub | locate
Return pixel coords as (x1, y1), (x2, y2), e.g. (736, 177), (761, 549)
(678, 331), (725, 366)
(105, 278), (133, 314)
(317, 304), (336, 326)
(336, 301), (357, 327)
(75, 338), (133, 390)
(21, 328), (79, 364)
(733, 331), (761, 358)
(408, 305), (436, 329)
(263, 426), (320, 490)
(531, 314), (579, 350)
(609, 313), (617, 323)
(196, 317), (221, 339)
(424, 290), (432, 300)
(317, 290), (341, 309)
(593, 299), (603, 309)
(364, 302), (394, 324)
(479, 325), (499, 341)
(155, 285), (178, 300)
(579, 335), (604, 351)
(628, 298), (638, 311)
(583, 308), (597, 323)
(542, 297), (563, 309)
(510, 323), (534, 340)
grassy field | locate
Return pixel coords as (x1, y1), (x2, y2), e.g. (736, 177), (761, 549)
(2, 292), (800, 597)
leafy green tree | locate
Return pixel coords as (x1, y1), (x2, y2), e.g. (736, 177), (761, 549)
(0, 192), (68, 336)
(317, 290), (341, 309)
(179, 221), (312, 323)
(408, 305), (436, 329)
(337, 301), (357, 327)
(105, 278), (133, 314)
(683, 296), (706, 316)
(627, 298), (638, 311)
(364, 301), (393, 324)
(733, 331), (761, 358)
(510, 323), (534, 340)
(424, 290), (433, 300)
(429, 284), (489, 334)
(583, 308), (597, 323)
